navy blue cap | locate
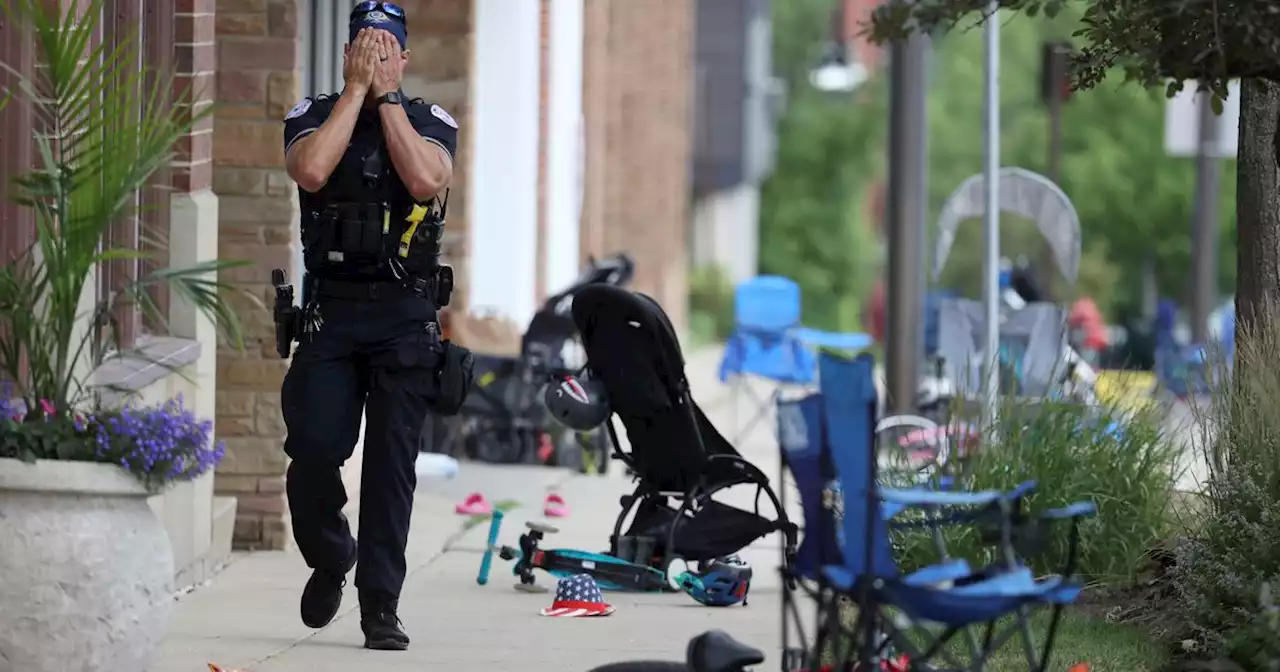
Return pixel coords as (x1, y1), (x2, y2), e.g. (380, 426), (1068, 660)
(349, 4), (407, 48)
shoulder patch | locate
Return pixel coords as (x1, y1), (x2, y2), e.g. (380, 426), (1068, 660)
(430, 104), (458, 129)
(284, 98), (312, 121)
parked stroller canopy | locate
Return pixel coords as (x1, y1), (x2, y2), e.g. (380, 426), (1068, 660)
(933, 167), (1082, 285)
(570, 284), (797, 566)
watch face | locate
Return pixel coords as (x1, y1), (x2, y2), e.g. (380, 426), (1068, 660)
(382, 92), (401, 105)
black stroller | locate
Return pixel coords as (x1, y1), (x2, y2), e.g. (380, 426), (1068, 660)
(434, 254), (635, 472)
(570, 284), (797, 573)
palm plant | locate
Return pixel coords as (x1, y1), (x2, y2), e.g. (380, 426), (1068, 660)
(0, 0), (246, 419)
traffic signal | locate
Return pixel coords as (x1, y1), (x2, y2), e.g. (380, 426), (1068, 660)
(1040, 41), (1074, 105)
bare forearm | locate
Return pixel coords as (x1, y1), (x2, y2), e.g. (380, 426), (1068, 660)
(378, 104), (452, 202)
(287, 89), (364, 191)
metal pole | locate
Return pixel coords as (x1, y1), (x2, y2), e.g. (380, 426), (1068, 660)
(981, 2), (1001, 422)
(1040, 45), (1065, 299)
(917, 43), (932, 377)
(1190, 88), (1220, 345)
(1047, 81), (1063, 184)
(884, 26), (930, 415)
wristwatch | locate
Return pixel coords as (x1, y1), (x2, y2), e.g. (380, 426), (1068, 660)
(376, 91), (403, 106)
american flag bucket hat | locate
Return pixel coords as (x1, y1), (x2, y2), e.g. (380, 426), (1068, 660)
(539, 574), (615, 617)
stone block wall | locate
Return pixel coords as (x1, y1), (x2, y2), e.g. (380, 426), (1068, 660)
(211, 0), (301, 550)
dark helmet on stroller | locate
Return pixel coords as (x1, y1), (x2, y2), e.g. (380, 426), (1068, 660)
(543, 373), (611, 431)
(676, 555), (752, 607)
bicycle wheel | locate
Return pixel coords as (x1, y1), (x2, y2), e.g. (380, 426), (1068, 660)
(586, 663), (687, 672)
(875, 414), (947, 487)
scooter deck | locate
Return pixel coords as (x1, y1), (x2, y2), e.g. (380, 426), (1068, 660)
(535, 548), (667, 592)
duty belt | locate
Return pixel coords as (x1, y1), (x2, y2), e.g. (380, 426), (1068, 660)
(314, 277), (435, 302)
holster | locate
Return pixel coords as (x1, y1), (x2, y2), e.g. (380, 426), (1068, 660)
(271, 269), (302, 358)
(403, 264), (454, 307)
(433, 340), (474, 415)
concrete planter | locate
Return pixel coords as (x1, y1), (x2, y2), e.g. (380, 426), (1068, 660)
(0, 458), (174, 672)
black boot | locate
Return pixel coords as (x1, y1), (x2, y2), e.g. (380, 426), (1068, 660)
(360, 592), (410, 651)
(299, 545), (356, 629)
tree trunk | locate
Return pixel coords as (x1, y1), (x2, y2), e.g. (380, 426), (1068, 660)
(1234, 77), (1280, 343)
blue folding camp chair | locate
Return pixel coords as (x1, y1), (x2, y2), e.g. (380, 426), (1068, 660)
(779, 352), (1096, 672)
(719, 275), (871, 442)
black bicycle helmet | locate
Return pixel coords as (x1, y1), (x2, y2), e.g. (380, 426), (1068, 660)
(543, 373), (611, 431)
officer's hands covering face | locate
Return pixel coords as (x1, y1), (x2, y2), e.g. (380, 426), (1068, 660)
(343, 28), (380, 96)
(371, 31), (407, 98)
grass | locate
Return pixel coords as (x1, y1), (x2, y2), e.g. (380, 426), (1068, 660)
(979, 612), (1165, 672)
(831, 605), (1165, 671)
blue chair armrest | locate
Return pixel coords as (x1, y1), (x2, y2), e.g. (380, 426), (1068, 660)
(1041, 501), (1096, 519)
(880, 487), (1003, 507)
(794, 327), (874, 351)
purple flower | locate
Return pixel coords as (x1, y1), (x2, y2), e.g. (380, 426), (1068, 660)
(0, 383), (17, 422)
(89, 397), (226, 487)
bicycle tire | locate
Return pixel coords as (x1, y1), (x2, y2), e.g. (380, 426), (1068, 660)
(586, 663), (688, 672)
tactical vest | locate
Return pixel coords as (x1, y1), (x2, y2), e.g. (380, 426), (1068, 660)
(299, 116), (444, 282)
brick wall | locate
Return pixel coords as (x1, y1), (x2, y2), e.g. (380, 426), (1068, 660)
(174, 0), (215, 193)
(582, 0), (694, 333)
(211, 0), (300, 551)
(843, 0), (885, 70)
(399, 0), (474, 322)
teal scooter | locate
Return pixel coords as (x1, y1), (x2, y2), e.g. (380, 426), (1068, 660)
(476, 510), (668, 592)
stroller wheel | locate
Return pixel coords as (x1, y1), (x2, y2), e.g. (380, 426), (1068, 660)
(514, 582), (549, 593)
(662, 554), (689, 590)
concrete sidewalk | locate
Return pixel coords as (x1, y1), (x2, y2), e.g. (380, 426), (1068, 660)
(150, 346), (795, 671)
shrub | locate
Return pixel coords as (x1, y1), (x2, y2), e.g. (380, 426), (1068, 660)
(688, 264), (736, 344)
(893, 396), (1181, 586)
(1170, 308), (1280, 667)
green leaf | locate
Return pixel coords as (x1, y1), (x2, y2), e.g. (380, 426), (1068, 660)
(0, 0), (246, 412)
(1211, 93), (1224, 115)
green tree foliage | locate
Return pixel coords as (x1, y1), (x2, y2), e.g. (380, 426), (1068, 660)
(924, 10), (1236, 314)
(863, 0), (1280, 334)
(760, 0), (887, 331)
(1060, 80), (1237, 307)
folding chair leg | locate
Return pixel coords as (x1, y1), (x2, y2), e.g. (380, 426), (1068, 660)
(1029, 604), (1067, 672)
(1016, 604), (1040, 669)
(732, 385), (780, 444)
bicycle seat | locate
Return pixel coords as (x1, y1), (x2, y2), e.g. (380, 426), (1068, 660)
(686, 630), (765, 672)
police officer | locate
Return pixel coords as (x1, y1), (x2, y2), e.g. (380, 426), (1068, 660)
(280, 1), (458, 651)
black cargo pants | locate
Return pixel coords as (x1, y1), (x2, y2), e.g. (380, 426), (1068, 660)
(281, 291), (439, 599)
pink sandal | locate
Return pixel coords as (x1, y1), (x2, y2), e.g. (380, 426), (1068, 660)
(543, 493), (569, 518)
(455, 492), (493, 515)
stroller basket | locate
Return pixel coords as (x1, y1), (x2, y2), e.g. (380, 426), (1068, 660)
(571, 284), (797, 566)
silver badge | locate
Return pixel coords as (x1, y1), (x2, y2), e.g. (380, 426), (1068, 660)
(364, 10), (389, 23)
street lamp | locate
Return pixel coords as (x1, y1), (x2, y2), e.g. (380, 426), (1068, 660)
(809, 41), (868, 92)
